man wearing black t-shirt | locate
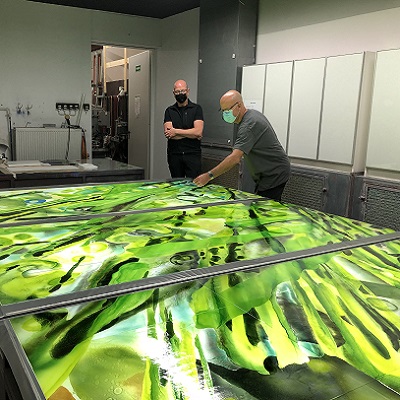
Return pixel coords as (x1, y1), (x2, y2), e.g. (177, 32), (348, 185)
(163, 80), (204, 178)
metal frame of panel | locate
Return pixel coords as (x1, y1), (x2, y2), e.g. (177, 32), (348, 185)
(0, 322), (44, 399)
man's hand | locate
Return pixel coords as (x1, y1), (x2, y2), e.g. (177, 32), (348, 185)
(164, 126), (177, 139)
(193, 173), (211, 187)
(193, 149), (243, 187)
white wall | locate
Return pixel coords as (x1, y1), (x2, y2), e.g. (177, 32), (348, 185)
(91, 10), (161, 48)
(254, 1), (400, 177)
(0, 0), (162, 162)
(0, 0), (91, 142)
(152, 9), (200, 180)
(256, 1), (400, 63)
(5, 1), (399, 177)
(0, 0), (200, 179)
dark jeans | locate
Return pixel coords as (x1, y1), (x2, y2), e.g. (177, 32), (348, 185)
(168, 152), (201, 179)
(256, 181), (287, 202)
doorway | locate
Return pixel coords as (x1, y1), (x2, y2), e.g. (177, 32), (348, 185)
(127, 51), (151, 177)
(91, 45), (151, 174)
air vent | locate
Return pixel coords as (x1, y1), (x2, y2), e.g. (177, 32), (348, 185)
(282, 173), (325, 211)
(364, 186), (400, 230)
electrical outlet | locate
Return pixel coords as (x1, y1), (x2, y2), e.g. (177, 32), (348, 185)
(56, 103), (80, 111)
(83, 103), (90, 111)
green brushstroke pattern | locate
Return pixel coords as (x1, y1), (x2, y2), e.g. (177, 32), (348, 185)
(0, 182), (398, 399)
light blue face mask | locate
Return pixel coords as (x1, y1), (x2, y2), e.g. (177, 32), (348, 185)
(222, 109), (237, 124)
(222, 102), (239, 124)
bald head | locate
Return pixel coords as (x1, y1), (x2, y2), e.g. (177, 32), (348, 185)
(220, 90), (247, 123)
(174, 80), (188, 91)
(173, 79), (190, 106)
(220, 90), (242, 107)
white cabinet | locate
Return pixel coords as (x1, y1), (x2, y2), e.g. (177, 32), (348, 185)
(241, 52), (375, 172)
(263, 62), (293, 151)
(367, 49), (400, 172)
(241, 64), (266, 113)
(287, 58), (325, 159)
(241, 62), (293, 151)
(318, 54), (364, 164)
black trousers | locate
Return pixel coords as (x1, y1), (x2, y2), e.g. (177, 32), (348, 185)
(167, 152), (201, 179)
(256, 181), (287, 202)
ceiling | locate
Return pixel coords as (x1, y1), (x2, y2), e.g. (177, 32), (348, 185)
(27, 0), (201, 19)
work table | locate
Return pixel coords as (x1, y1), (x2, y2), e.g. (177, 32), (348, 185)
(0, 157), (144, 189)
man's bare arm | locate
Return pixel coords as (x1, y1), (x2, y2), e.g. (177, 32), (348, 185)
(193, 149), (244, 186)
(164, 120), (203, 140)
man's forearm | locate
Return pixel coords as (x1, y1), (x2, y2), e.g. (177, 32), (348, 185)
(193, 149), (243, 187)
(174, 128), (202, 139)
(209, 151), (242, 179)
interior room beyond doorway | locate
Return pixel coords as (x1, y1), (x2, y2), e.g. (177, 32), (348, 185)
(91, 45), (149, 165)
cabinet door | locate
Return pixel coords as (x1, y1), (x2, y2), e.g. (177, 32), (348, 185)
(241, 64), (266, 112)
(263, 62), (293, 151)
(318, 53), (364, 164)
(367, 49), (400, 172)
(288, 58), (325, 159)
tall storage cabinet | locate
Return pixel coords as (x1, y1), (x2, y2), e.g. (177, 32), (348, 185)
(241, 64), (266, 113)
(241, 52), (376, 218)
(242, 52), (375, 171)
(242, 62), (294, 152)
(287, 58), (325, 159)
(319, 54), (363, 164)
(263, 61), (293, 151)
(367, 48), (400, 173)
(241, 51), (400, 226)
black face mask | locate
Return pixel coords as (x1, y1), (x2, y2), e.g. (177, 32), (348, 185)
(175, 93), (187, 104)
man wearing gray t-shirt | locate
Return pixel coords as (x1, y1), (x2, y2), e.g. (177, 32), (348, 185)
(194, 90), (290, 202)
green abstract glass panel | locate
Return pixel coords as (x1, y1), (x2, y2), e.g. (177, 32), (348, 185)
(1, 181), (399, 399)
(10, 240), (400, 399)
(0, 198), (392, 306)
(0, 180), (256, 224)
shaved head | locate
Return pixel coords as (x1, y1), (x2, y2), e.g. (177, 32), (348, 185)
(220, 90), (242, 107)
(174, 80), (188, 90)
(172, 79), (190, 106)
(220, 90), (246, 123)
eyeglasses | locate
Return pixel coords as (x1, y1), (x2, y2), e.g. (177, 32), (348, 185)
(173, 89), (188, 95)
(220, 102), (239, 112)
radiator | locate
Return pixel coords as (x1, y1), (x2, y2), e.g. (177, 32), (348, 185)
(12, 127), (81, 161)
